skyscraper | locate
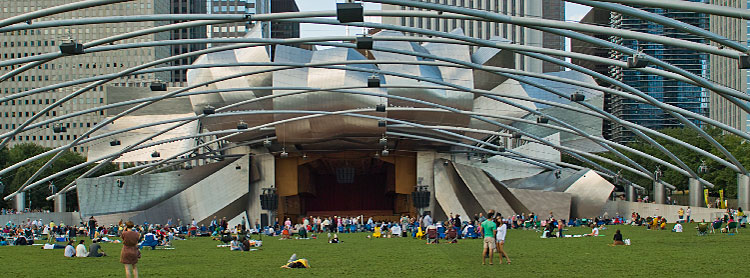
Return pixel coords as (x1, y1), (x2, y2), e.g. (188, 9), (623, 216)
(382, 0), (566, 74)
(170, 0), (208, 85)
(0, 0), (172, 152)
(207, 0), (270, 43)
(609, 0), (711, 142)
(709, 0), (747, 133)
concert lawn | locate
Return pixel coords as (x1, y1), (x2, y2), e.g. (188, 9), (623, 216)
(0, 223), (747, 277)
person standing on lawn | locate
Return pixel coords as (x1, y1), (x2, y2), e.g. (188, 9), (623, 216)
(495, 215), (510, 264)
(121, 221), (141, 278)
(481, 212), (497, 265)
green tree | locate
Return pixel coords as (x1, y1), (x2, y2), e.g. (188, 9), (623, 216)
(563, 127), (747, 198)
(0, 143), (118, 211)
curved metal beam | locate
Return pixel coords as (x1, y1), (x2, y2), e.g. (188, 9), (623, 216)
(0, 0), (132, 28)
(0, 9), (740, 191)
(567, 0), (749, 52)
(593, 0), (750, 20)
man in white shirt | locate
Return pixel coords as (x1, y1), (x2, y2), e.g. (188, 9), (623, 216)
(422, 214), (433, 227)
(75, 240), (88, 257)
(672, 223), (683, 233)
(391, 224), (402, 237)
(64, 241), (76, 257)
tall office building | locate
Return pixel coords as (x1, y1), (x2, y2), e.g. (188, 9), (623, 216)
(0, 1), (172, 152)
(608, 0), (711, 142)
(541, 0), (566, 73)
(170, 0), (208, 85)
(709, 0), (747, 134)
(572, 1), (748, 142)
(270, 0), (300, 40)
(207, 0), (269, 42)
(570, 7), (615, 140)
(382, 0), (566, 74)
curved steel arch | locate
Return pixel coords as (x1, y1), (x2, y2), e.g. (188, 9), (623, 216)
(568, 0), (748, 52)
(353, 1), (749, 173)
(0, 57), (721, 189)
(0, 35), (736, 177)
(42, 108), (566, 198)
(593, 0), (750, 19)
(0, 2), (748, 198)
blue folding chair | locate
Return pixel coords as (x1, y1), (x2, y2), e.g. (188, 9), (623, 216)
(437, 226), (446, 239)
(466, 226), (478, 239)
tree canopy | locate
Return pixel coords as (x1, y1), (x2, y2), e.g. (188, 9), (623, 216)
(0, 143), (118, 211)
(563, 127), (750, 198)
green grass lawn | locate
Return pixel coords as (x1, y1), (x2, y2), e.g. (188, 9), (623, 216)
(0, 224), (747, 277)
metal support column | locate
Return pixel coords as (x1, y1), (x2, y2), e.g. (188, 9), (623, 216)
(54, 193), (67, 212)
(653, 181), (666, 204)
(688, 178), (703, 207)
(14, 192), (25, 212)
(626, 184), (636, 202)
(738, 174), (750, 210)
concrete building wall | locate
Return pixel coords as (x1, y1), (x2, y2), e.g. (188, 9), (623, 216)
(0, 212), (82, 226)
(600, 200), (726, 223)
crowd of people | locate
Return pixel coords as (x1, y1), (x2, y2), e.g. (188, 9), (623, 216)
(0, 208), (52, 215)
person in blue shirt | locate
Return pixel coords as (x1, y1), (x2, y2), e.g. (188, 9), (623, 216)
(139, 230), (159, 250)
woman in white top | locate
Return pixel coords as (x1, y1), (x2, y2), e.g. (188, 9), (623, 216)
(494, 216), (511, 264)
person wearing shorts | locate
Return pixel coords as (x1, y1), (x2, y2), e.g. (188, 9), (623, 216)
(495, 215), (510, 264)
(480, 212), (497, 265)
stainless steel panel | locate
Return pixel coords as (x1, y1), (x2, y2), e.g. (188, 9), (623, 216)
(77, 159), (236, 216)
(86, 114), (198, 163)
(433, 159), (469, 218)
(689, 178), (703, 207)
(507, 188), (572, 221)
(452, 162), (515, 218)
(563, 170), (615, 218)
(738, 174), (750, 210)
(653, 181), (666, 204)
(54, 194), (66, 213)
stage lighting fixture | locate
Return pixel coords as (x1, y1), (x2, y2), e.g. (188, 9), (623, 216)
(59, 41), (84, 55)
(149, 82), (167, 91)
(237, 121), (248, 130)
(336, 2), (364, 23)
(356, 36), (373, 50)
(202, 105), (215, 115)
(376, 104), (386, 112)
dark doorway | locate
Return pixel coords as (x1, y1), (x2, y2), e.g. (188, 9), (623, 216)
(302, 157), (395, 216)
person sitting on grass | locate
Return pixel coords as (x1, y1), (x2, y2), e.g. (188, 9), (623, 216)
(230, 236), (243, 251)
(672, 222), (683, 233)
(64, 240), (76, 257)
(280, 228), (291, 240)
(140, 230), (159, 250)
(372, 226), (382, 238)
(75, 240), (89, 257)
(584, 224), (599, 237)
(609, 230), (625, 246)
(660, 217), (668, 230)
(88, 239), (107, 257)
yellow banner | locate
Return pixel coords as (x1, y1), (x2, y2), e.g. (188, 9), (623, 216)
(704, 189), (710, 207)
(719, 190), (725, 209)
